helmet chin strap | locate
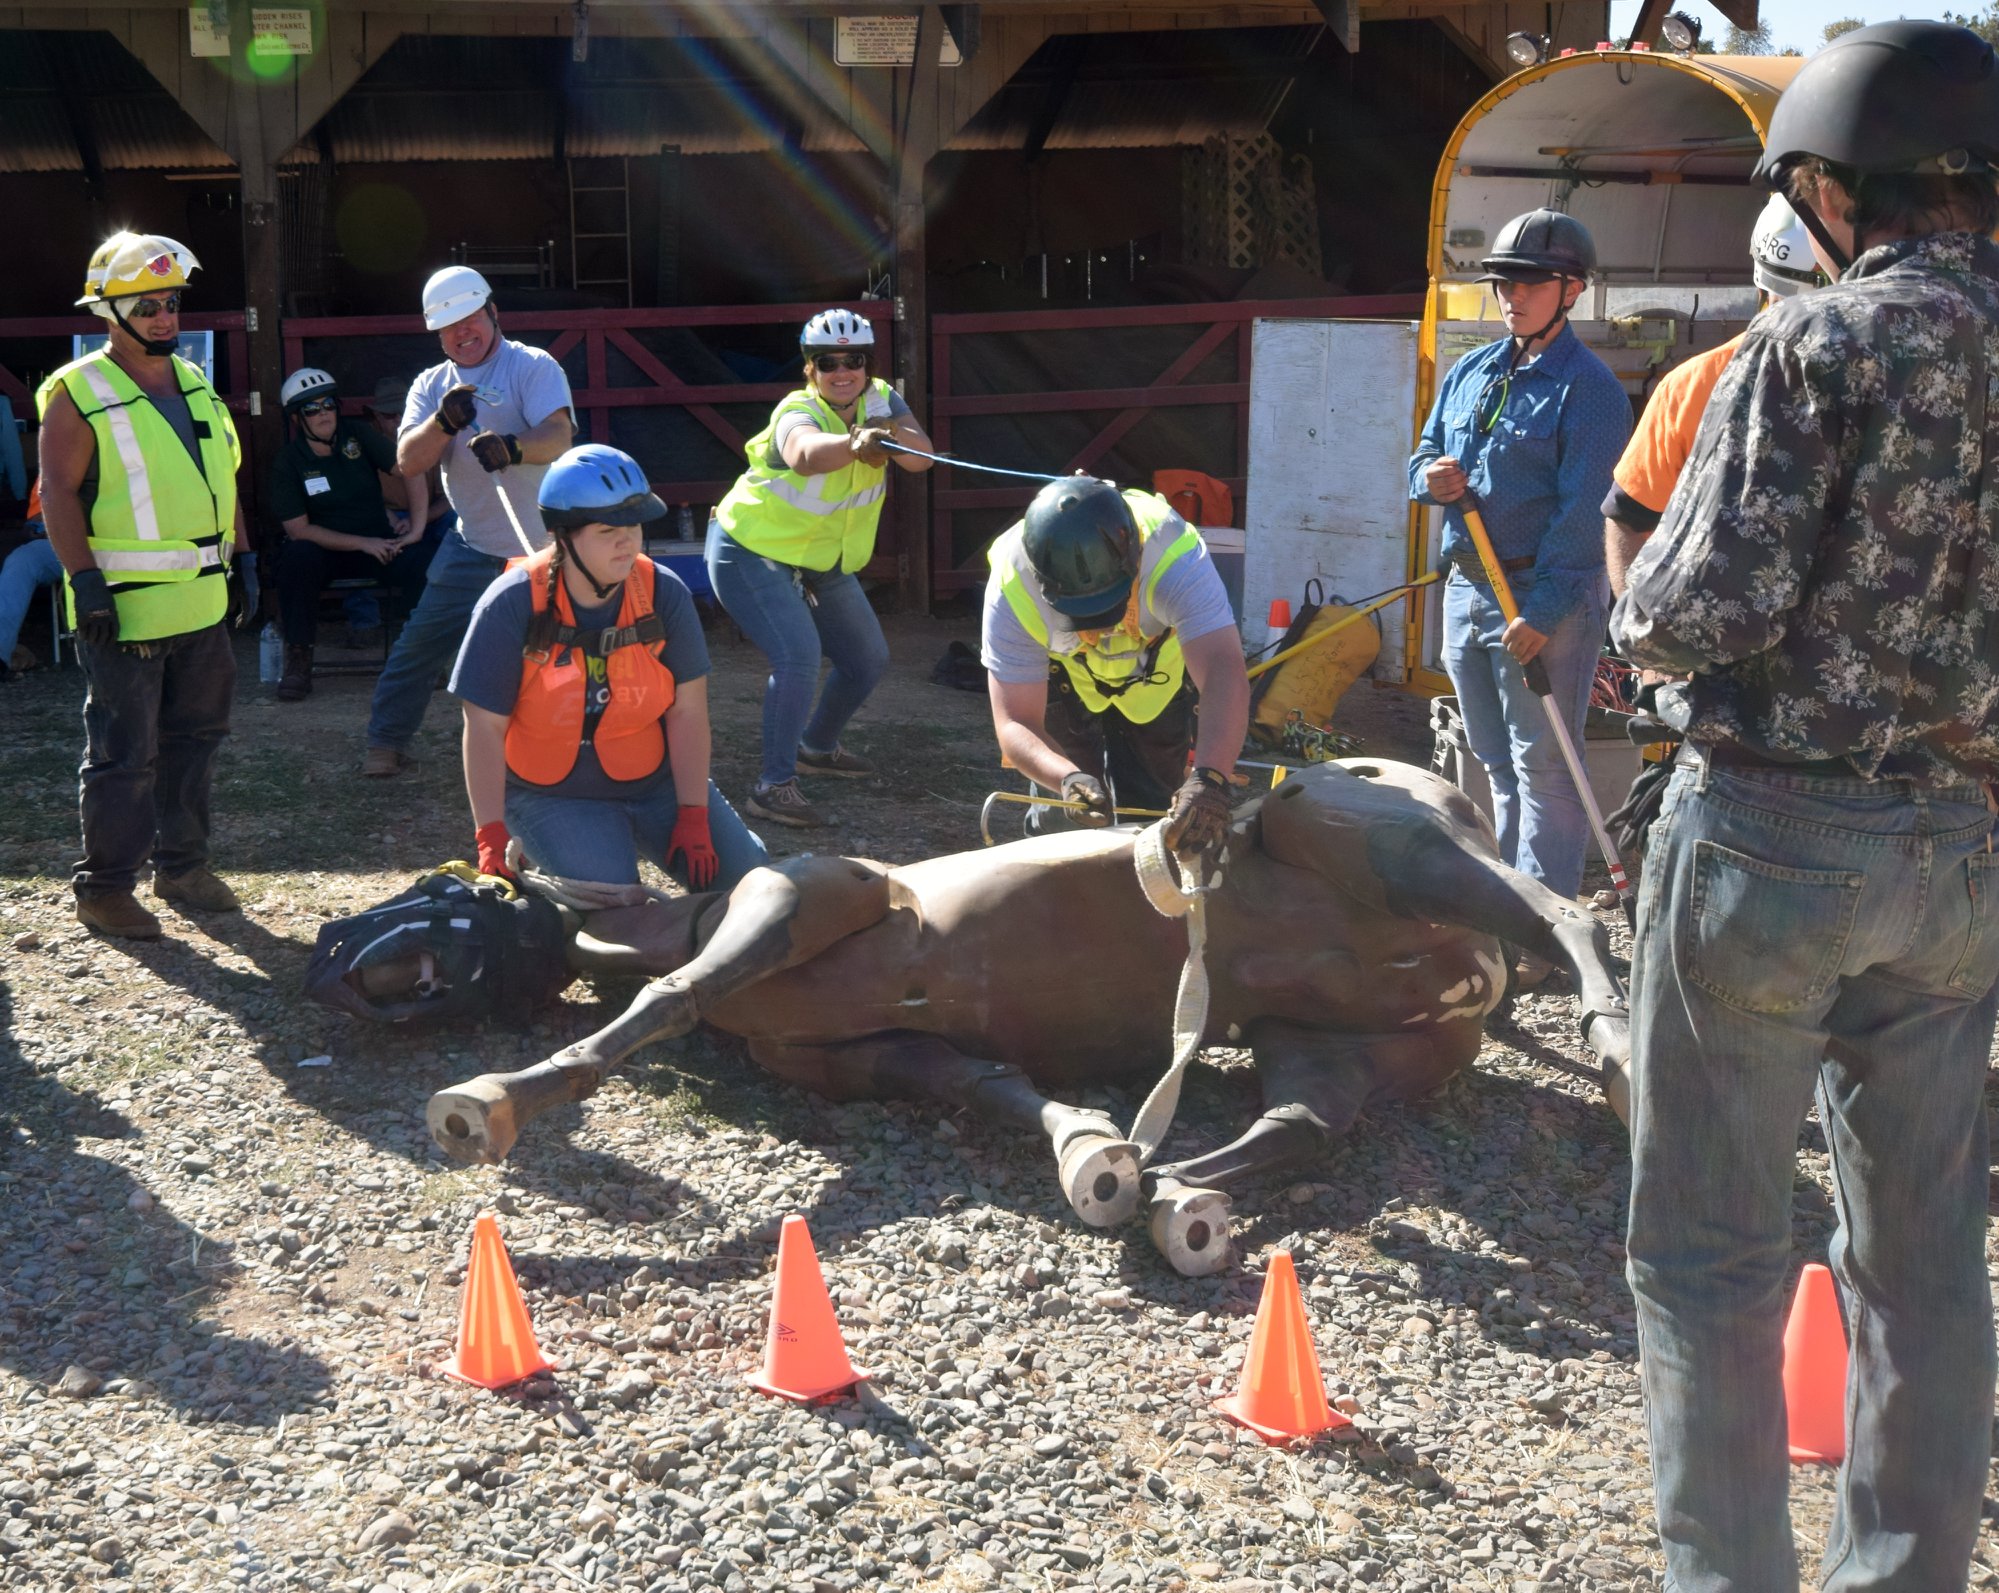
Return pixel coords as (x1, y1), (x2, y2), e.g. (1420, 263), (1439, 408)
(1784, 192), (1853, 280)
(1505, 277), (1574, 362)
(108, 302), (179, 358)
(560, 531), (621, 601)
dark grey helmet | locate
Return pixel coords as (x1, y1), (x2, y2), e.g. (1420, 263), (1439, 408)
(1020, 476), (1139, 619)
(1476, 210), (1597, 282)
(1754, 21), (1999, 186)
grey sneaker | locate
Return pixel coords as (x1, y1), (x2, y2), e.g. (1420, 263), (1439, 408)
(795, 744), (875, 778)
(747, 779), (827, 828)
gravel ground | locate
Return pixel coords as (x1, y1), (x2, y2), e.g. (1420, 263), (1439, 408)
(2, 611), (1995, 1593)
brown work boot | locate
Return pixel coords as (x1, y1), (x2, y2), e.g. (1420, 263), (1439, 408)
(76, 890), (163, 941)
(155, 867), (241, 914)
(794, 743), (875, 778)
(276, 645), (313, 701)
(746, 778), (827, 828)
(362, 745), (416, 778)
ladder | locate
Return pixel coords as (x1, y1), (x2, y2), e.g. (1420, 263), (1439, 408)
(568, 156), (633, 306)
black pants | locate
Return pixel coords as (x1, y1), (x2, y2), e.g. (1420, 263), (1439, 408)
(278, 538), (434, 648)
(1037, 668), (1196, 815)
(76, 622), (235, 897)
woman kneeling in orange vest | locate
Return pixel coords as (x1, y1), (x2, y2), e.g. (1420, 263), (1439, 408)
(450, 445), (768, 890)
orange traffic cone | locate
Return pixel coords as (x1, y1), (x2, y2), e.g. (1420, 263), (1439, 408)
(1783, 1262), (1848, 1464)
(442, 1212), (555, 1390)
(1265, 598), (1294, 653)
(1216, 1250), (1351, 1443)
(747, 1215), (865, 1402)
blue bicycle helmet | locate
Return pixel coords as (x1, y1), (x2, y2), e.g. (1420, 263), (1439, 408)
(537, 445), (667, 534)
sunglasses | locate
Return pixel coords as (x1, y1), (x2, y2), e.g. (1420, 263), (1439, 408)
(127, 294), (182, 319)
(813, 352), (868, 372)
(296, 397), (338, 416)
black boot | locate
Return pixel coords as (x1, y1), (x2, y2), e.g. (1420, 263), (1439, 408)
(277, 644), (313, 701)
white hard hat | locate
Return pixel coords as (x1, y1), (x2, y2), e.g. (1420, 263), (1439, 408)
(77, 232), (200, 321)
(281, 367), (338, 410)
(800, 308), (875, 350)
(1750, 195), (1821, 298)
(421, 266), (494, 331)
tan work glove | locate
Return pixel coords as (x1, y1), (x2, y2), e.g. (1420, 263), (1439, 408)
(1162, 767), (1232, 857)
(1059, 770), (1114, 828)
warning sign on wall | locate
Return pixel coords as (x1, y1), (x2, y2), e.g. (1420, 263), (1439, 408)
(248, 7), (313, 55)
(834, 17), (963, 67)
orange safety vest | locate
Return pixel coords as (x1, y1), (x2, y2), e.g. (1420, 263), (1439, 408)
(505, 548), (677, 786)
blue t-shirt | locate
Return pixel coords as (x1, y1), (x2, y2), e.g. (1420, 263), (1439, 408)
(450, 560), (710, 801)
(403, 339), (575, 558)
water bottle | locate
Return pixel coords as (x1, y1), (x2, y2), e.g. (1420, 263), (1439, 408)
(259, 622), (283, 684)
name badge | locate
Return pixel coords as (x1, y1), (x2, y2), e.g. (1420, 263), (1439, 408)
(304, 474), (330, 496)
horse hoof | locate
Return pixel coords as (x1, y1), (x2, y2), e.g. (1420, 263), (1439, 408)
(1149, 1184), (1234, 1276)
(426, 1076), (519, 1165)
(1057, 1133), (1141, 1228)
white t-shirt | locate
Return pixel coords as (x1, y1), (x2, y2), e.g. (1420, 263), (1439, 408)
(403, 339), (576, 558)
(979, 532), (1238, 685)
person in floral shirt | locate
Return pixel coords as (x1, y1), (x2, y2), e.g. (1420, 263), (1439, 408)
(1611, 22), (1999, 1591)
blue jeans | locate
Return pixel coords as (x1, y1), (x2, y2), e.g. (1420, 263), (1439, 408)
(1440, 571), (1602, 898)
(75, 622), (236, 895)
(0, 537), (63, 662)
(705, 520), (889, 788)
(505, 779), (767, 891)
(1626, 758), (1999, 1592)
(366, 529), (506, 752)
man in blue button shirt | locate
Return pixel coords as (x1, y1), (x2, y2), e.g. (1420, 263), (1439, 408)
(1409, 210), (1630, 985)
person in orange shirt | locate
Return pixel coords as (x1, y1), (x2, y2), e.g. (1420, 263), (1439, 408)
(1603, 196), (1824, 595)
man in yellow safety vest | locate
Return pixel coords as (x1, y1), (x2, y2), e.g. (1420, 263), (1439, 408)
(981, 474), (1249, 856)
(36, 232), (247, 940)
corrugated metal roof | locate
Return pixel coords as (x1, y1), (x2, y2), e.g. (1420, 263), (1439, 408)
(0, 27), (1309, 171)
(0, 33), (229, 173)
(948, 77), (1290, 152)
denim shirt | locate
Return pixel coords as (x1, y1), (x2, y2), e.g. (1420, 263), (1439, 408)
(1613, 232), (1999, 785)
(1409, 323), (1631, 634)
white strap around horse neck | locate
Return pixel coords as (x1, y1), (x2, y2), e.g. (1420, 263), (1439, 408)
(1127, 821), (1221, 1163)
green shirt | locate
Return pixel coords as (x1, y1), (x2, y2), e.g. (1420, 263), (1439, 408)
(268, 420), (398, 540)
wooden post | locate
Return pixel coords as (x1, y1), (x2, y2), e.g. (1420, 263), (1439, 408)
(890, 6), (945, 612)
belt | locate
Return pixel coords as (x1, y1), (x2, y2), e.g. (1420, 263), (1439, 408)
(1446, 550), (1534, 582)
(1677, 741), (1855, 779)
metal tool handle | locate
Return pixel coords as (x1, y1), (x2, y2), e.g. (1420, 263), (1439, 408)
(1456, 493), (1636, 925)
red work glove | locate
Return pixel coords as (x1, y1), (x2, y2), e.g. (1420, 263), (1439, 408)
(667, 806), (718, 890)
(475, 820), (515, 882)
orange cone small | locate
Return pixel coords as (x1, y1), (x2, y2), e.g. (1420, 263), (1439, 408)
(1783, 1262), (1848, 1464)
(1216, 1250), (1351, 1443)
(747, 1215), (866, 1402)
(1265, 598), (1294, 652)
(442, 1212), (555, 1390)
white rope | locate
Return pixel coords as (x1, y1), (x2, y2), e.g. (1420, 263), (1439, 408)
(1126, 822), (1220, 1164)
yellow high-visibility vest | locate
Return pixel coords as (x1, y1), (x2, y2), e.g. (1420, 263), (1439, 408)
(990, 490), (1202, 723)
(714, 380), (895, 573)
(36, 350), (238, 641)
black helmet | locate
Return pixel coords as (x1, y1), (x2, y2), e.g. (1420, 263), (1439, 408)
(1754, 21), (1999, 187)
(1021, 476), (1139, 619)
(1477, 210), (1597, 282)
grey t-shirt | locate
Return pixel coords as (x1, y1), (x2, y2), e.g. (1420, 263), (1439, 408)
(980, 532), (1238, 684)
(403, 340), (575, 558)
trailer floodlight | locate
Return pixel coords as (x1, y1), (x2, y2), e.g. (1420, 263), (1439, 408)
(1661, 12), (1702, 52)
(1506, 31), (1550, 68)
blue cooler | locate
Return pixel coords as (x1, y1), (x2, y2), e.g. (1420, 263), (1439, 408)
(651, 543), (712, 600)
